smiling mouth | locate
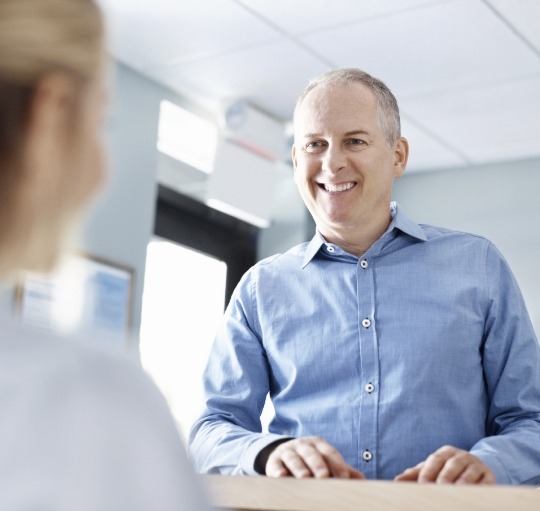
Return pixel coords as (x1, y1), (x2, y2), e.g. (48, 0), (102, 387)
(317, 181), (357, 193)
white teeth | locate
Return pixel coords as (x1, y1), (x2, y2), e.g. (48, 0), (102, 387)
(324, 182), (355, 192)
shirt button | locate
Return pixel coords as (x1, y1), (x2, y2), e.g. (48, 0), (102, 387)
(362, 318), (371, 328)
(326, 245), (335, 253)
(365, 383), (375, 394)
(362, 450), (373, 462)
(360, 259), (368, 269)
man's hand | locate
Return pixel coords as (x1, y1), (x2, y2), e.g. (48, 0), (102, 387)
(394, 445), (496, 484)
(265, 436), (365, 479)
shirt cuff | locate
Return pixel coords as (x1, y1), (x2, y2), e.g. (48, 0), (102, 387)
(470, 449), (511, 485)
(240, 434), (293, 476)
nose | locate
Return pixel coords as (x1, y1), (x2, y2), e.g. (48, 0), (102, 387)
(321, 143), (346, 176)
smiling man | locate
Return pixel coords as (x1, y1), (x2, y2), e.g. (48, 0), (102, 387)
(189, 69), (540, 485)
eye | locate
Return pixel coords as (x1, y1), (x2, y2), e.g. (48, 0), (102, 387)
(304, 140), (327, 153)
(346, 138), (367, 148)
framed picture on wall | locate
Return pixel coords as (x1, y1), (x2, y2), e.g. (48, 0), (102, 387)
(14, 252), (134, 339)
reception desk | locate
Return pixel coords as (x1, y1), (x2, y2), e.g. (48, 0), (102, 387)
(203, 475), (539, 511)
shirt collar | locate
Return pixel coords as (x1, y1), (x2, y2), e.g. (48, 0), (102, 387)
(301, 231), (327, 268)
(301, 202), (427, 268)
(390, 201), (428, 243)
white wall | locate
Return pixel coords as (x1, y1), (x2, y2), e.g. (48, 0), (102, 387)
(393, 156), (540, 334)
(257, 164), (308, 260)
(79, 62), (164, 335)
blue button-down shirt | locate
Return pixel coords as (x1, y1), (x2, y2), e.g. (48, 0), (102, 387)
(189, 203), (540, 484)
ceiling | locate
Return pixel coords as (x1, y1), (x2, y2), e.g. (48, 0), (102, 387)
(99, 0), (540, 172)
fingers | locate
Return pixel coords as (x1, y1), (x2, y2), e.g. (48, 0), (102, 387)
(395, 446), (496, 485)
(348, 469), (366, 480)
(266, 436), (365, 480)
(296, 442), (331, 478)
(394, 462), (423, 482)
(314, 439), (354, 478)
(418, 445), (457, 483)
(454, 463), (485, 484)
(436, 451), (471, 483)
(265, 456), (291, 478)
(478, 470), (496, 485)
(281, 449), (314, 478)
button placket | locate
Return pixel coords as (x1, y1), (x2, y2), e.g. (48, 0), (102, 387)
(356, 251), (379, 478)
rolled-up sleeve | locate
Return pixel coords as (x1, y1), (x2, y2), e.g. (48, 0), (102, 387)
(188, 270), (289, 475)
(470, 241), (540, 485)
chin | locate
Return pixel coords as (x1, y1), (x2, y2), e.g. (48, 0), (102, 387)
(19, 217), (74, 276)
(321, 212), (354, 228)
(22, 244), (62, 275)
(0, 243), (59, 282)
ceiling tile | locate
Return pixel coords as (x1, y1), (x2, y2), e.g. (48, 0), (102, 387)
(239, 0), (448, 35)
(401, 117), (467, 172)
(487, 0), (540, 53)
(153, 41), (330, 120)
(300, 0), (540, 98)
(98, 0), (280, 72)
(400, 75), (540, 164)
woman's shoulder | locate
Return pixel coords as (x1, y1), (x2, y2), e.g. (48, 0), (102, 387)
(0, 320), (145, 391)
(0, 320), (210, 510)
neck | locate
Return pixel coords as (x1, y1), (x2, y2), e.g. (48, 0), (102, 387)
(318, 208), (393, 257)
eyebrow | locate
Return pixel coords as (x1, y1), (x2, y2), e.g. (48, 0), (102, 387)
(303, 130), (371, 138)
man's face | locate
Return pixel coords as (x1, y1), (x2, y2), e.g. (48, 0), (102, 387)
(292, 82), (407, 237)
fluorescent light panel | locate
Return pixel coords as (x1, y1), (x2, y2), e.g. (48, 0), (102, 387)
(157, 100), (217, 174)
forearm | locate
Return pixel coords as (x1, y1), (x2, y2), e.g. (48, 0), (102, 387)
(189, 418), (291, 475)
(470, 419), (540, 485)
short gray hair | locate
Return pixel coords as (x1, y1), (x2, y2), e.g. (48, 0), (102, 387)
(294, 68), (401, 146)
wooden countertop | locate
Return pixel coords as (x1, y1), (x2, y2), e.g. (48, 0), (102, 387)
(203, 475), (540, 511)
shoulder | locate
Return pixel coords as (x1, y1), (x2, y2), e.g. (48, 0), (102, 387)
(0, 322), (208, 510)
(243, 241), (310, 280)
(227, 242), (310, 311)
(420, 223), (490, 245)
(0, 322), (166, 420)
(419, 223), (495, 256)
(415, 225), (515, 286)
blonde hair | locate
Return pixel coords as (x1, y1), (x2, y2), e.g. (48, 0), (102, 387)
(0, 0), (103, 276)
(0, 0), (103, 83)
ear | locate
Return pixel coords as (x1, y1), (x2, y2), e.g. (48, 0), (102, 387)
(24, 73), (77, 181)
(393, 137), (409, 179)
(29, 73), (77, 134)
(291, 143), (298, 171)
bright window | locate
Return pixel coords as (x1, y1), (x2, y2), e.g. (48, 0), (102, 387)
(140, 237), (227, 441)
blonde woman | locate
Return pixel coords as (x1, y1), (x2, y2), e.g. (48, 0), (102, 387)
(0, 1), (209, 509)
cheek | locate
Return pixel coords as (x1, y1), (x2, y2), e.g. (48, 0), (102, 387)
(91, 135), (107, 188)
(294, 158), (318, 183)
(293, 166), (314, 199)
(84, 134), (107, 199)
(78, 90), (108, 198)
(67, 129), (106, 208)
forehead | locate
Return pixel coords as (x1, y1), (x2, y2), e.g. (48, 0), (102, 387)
(295, 82), (379, 135)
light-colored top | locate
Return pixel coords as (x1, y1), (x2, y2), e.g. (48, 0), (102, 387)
(0, 320), (210, 511)
(189, 203), (540, 484)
